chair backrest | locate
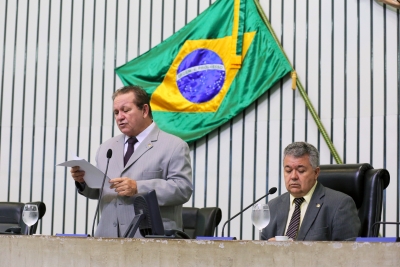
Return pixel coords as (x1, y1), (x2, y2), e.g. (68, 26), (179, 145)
(0, 201), (46, 235)
(318, 164), (390, 237)
(0, 202), (25, 234)
(182, 207), (222, 239)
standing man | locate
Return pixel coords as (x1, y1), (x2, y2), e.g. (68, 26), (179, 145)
(261, 142), (360, 241)
(71, 85), (193, 237)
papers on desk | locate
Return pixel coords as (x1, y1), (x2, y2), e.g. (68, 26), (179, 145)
(57, 156), (109, 189)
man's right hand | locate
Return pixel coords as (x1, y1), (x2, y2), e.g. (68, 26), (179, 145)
(70, 166), (85, 183)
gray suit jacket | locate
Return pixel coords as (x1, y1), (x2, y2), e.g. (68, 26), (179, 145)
(261, 182), (360, 241)
(78, 124), (193, 237)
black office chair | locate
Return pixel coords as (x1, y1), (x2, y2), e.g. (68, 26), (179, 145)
(182, 207), (222, 239)
(0, 201), (46, 235)
(318, 164), (390, 237)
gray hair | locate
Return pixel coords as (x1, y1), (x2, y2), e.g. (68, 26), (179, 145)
(283, 142), (320, 169)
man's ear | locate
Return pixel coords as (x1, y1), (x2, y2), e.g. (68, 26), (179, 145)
(142, 104), (149, 118)
(314, 167), (320, 180)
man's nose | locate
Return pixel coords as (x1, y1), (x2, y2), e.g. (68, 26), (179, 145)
(289, 170), (298, 179)
(116, 113), (124, 120)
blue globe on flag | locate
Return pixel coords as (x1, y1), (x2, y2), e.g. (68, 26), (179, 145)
(176, 49), (226, 103)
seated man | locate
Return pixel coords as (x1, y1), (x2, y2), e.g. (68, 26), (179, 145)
(261, 142), (360, 241)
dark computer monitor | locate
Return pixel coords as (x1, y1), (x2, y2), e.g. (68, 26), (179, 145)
(123, 190), (165, 238)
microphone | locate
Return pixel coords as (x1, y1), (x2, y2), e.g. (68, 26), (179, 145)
(221, 187), (277, 237)
(91, 149), (112, 237)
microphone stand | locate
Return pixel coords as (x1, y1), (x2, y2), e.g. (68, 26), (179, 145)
(221, 187), (277, 237)
(91, 149), (112, 237)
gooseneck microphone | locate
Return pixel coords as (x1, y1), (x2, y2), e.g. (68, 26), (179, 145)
(91, 149), (112, 237)
(221, 187), (277, 237)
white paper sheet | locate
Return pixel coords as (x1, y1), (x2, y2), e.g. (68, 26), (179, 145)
(57, 157), (109, 189)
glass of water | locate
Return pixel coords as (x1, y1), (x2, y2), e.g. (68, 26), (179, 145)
(22, 204), (39, 235)
(251, 203), (270, 240)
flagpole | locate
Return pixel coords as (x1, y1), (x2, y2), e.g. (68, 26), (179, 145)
(254, 0), (343, 164)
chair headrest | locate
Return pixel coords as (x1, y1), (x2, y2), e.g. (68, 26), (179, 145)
(0, 201), (46, 225)
(318, 164), (373, 208)
(367, 168), (390, 190)
(0, 202), (25, 224)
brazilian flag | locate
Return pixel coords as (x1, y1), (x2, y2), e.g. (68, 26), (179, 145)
(116, 0), (292, 142)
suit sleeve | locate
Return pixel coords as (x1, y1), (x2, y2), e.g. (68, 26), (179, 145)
(331, 195), (361, 240)
(260, 199), (279, 240)
(260, 225), (274, 240)
(136, 140), (193, 206)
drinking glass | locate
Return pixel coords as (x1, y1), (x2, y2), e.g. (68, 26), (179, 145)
(251, 203), (270, 240)
(22, 204), (39, 235)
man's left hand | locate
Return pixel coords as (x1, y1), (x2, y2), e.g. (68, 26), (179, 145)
(109, 177), (137, 196)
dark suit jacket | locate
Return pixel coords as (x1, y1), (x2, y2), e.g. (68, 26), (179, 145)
(261, 182), (360, 241)
(77, 124), (193, 237)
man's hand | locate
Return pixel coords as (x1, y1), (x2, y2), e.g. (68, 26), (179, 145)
(109, 177), (138, 196)
(378, 0), (400, 9)
(70, 166), (85, 183)
(268, 237), (276, 241)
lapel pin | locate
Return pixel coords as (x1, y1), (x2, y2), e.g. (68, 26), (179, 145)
(147, 143), (152, 148)
(316, 204), (321, 208)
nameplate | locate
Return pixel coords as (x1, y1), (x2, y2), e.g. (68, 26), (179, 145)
(356, 237), (400, 242)
(196, 236), (236, 240)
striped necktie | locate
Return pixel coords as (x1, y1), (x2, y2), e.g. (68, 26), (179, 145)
(286, 197), (305, 239)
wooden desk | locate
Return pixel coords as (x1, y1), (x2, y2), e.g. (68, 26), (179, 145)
(1, 235), (399, 266)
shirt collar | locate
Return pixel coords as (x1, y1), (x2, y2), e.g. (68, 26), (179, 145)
(124, 121), (155, 144)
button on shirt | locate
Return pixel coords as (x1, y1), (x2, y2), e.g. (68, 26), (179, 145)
(284, 181), (318, 234)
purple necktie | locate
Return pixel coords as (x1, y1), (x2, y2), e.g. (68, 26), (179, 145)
(286, 197), (305, 239)
(124, 137), (138, 166)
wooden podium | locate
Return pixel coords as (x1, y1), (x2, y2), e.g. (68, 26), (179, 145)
(1, 235), (399, 266)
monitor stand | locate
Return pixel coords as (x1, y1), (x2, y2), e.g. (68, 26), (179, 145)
(123, 214), (145, 238)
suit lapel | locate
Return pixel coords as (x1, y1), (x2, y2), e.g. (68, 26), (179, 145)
(296, 182), (325, 240)
(123, 125), (159, 171)
(114, 135), (126, 173)
(276, 193), (291, 236)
